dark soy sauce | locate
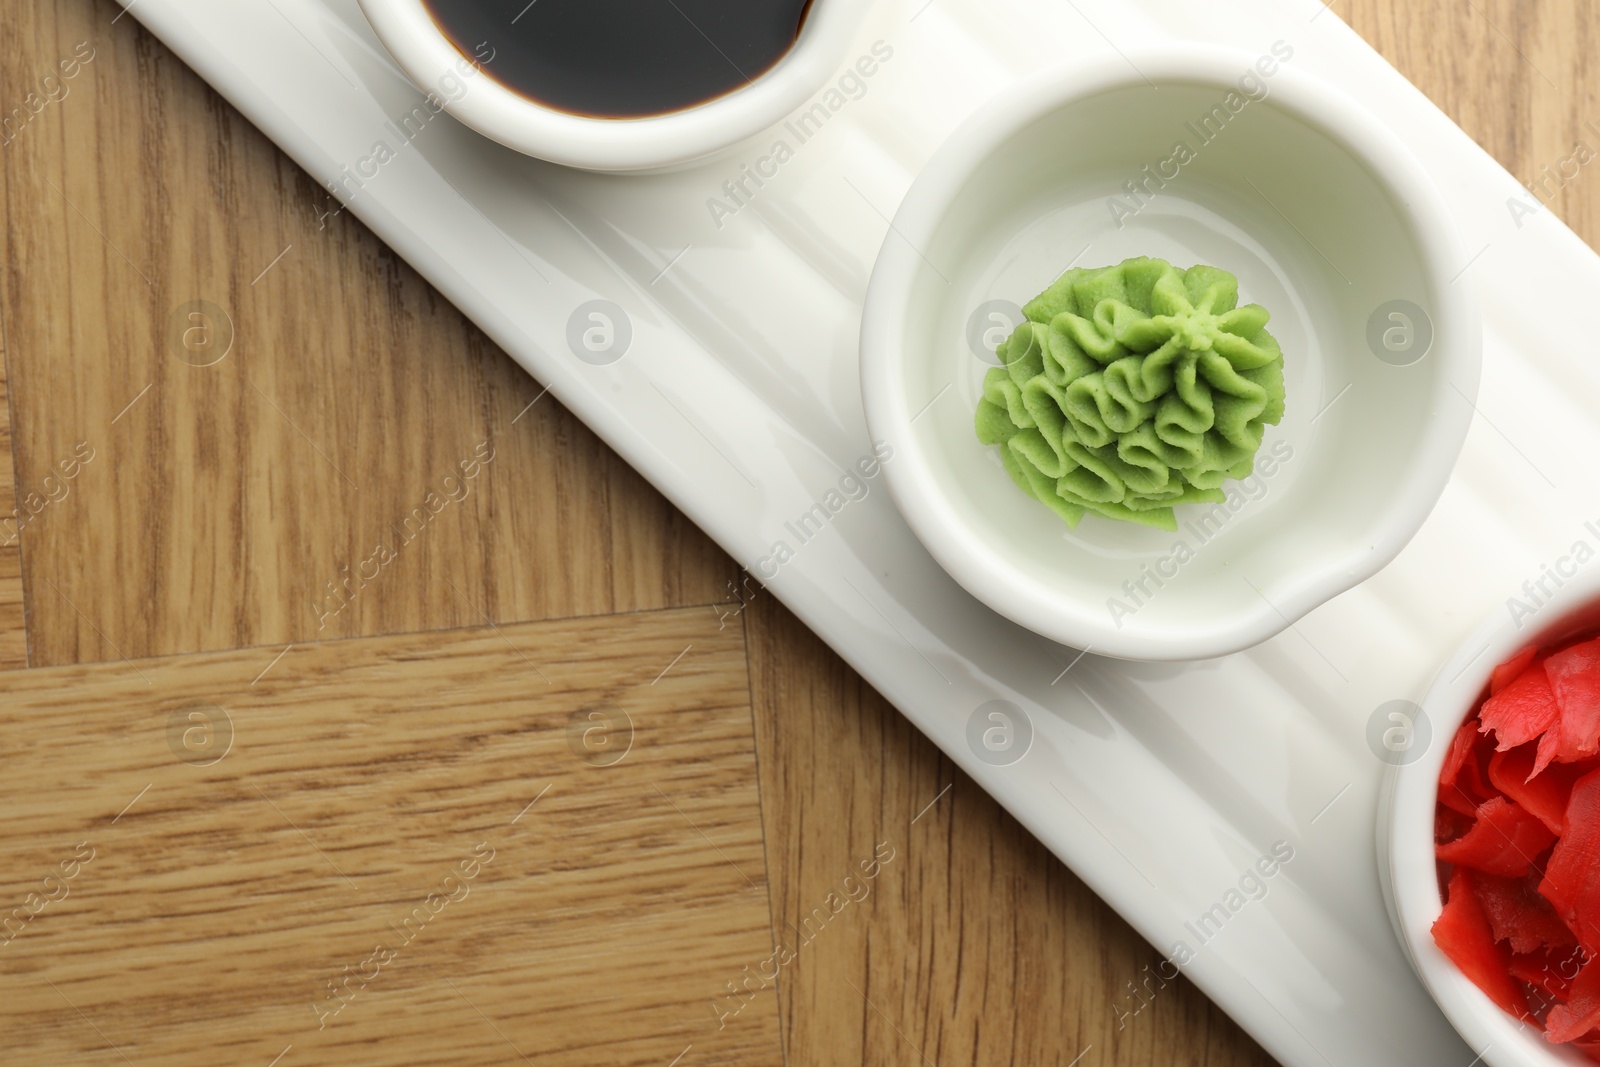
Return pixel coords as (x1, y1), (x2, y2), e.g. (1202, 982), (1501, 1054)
(420, 0), (814, 119)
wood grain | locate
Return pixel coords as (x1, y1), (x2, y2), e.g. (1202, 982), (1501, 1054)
(0, 0), (1596, 1065)
(1345, 0), (1600, 242)
(0, 606), (780, 1066)
(0, 0), (735, 668)
(0, 346), (25, 668)
(741, 589), (1271, 1067)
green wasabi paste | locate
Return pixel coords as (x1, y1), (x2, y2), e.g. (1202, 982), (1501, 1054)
(974, 257), (1286, 532)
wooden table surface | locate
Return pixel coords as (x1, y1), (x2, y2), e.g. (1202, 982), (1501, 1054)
(0, 0), (1593, 1063)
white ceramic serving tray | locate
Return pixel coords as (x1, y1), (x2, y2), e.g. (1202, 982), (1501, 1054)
(126, 0), (1600, 1062)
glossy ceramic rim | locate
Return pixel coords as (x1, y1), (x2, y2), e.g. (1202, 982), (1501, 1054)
(1382, 569), (1600, 1067)
(356, 0), (861, 172)
(858, 45), (1481, 662)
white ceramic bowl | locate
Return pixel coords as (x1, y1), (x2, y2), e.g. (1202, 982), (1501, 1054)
(357, 0), (861, 172)
(1381, 569), (1600, 1067)
(859, 45), (1481, 661)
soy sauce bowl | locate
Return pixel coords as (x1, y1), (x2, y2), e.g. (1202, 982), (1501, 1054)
(357, 0), (861, 172)
(1380, 568), (1600, 1067)
(858, 45), (1481, 661)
